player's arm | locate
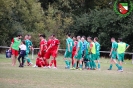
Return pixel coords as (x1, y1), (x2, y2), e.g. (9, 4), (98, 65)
(46, 44), (51, 52)
(30, 42), (34, 51)
(75, 42), (80, 55)
(109, 43), (114, 56)
(39, 44), (44, 55)
(125, 44), (130, 51)
(56, 40), (60, 53)
(9, 39), (14, 50)
(75, 47), (79, 55)
(67, 40), (70, 52)
(56, 44), (60, 54)
(109, 48), (113, 56)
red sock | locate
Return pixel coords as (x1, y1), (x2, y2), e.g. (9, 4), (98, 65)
(54, 59), (57, 67)
(50, 60), (54, 66)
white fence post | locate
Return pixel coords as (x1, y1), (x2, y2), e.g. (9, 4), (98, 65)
(32, 49), (34, 59)
(132, 54), (133, 64)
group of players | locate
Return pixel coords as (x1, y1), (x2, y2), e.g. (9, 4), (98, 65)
(10, 34), (33, 67)
(64, 34), (130, 72)
(64, 34), (100, 70)
(10, 33), (130, 72)
(33, 34), (60, 68)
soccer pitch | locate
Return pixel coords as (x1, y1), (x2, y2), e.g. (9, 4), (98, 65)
(0, 54), (133, 88)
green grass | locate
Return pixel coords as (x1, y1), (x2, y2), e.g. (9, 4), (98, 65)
(0, 54), (133, 88)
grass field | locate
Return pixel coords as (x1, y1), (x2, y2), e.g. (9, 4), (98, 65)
(0, 54), (133, 88)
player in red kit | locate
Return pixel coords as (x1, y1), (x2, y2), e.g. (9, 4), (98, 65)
(72, 36), (78, 66)
(33, 34), (47, 68)
(45, 35), (60, 69)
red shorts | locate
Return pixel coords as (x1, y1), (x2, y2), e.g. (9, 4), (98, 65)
(45, 50), (57, 59)
(12, 49), (19, 56)
(38, 51), (46, 58)
(36, 58), (46, 67)
(72, 51), (76, 59)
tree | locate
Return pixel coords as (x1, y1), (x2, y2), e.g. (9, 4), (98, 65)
(0, 0), (45, 46)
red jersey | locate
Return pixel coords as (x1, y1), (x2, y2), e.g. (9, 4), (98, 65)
(51, 38), (60, 50)
(11, 39), (14, 43)
(47, 39), (52, 48)
(73, 41), (78, 51)
(40, 39), (47, 51)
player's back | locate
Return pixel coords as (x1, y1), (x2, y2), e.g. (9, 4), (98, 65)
(95, 42), (100, 53)
(112, 41), (118, 52)
(40, 39), (47, 50)
(77, 40), (83, 54)
(85, 42), (90, 55)
(51, 38), (60, 50)
(66, 38), (74, 52)
(25, 39), (32, 50)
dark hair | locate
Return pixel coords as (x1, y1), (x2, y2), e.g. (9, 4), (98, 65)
(22, 40), (25, 44)
(72, 36), (76, 38)
(67, 33), (71, 37)
(52, 34), (55, 37)
(94, 37), (98, 41)
(118, 38), (122, 41)
(39, 34), (46, 38)
(17, 34), (22, 37)
(88, 37), (93, 40)
(82, 36), (86, 39)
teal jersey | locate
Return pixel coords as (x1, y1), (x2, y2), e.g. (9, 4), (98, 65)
(77, 40), (83, 54)
(25, 39), (33, 51)
(95, 42), (100, 54)
(112, 41), (118, 52)
(66, 37), (74, 52)
(85, 42), (90, 55)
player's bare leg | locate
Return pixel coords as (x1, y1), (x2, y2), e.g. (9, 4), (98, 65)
(11, 55), (15, 66)
(14, 56), (17, 66)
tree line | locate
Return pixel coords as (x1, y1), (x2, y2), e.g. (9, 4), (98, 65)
(0, 0), (133, 52)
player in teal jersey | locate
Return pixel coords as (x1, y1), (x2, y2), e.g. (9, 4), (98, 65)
(108, 38), (121, 70)
(88, 37), (96, 70)
(64, 33), (74, 69)
(24, 35), (34, 66)
(84, 37), (91, 70)
(71, 36), (83, 70)
(117, 38), (130, 72)
(94, 37), (101, 70)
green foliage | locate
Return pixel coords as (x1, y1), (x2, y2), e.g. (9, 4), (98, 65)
(0, 0), (44, 46)
(0, 0), (132, 52)
(70, 9), (133, 51)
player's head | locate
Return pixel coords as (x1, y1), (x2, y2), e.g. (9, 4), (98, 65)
(87, 37), (93, 42)
(111, 37), (115, 42)
(118, 38), (122, 42)
(82, 36), (86, 40)
(67, 33), (71, 38)
(51, 34), (56, 39)
(81, 37), (85, 42)
(17, 34), (22, 39)
(25, 35), (29, 40)
(39, 34), (46, 40)
(77, 36), (81, 40)
(94, 37), (98, 42)
(72, 36), (76, 41)
(28, 35), (31, 40)
(21, 40), (25, 45)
